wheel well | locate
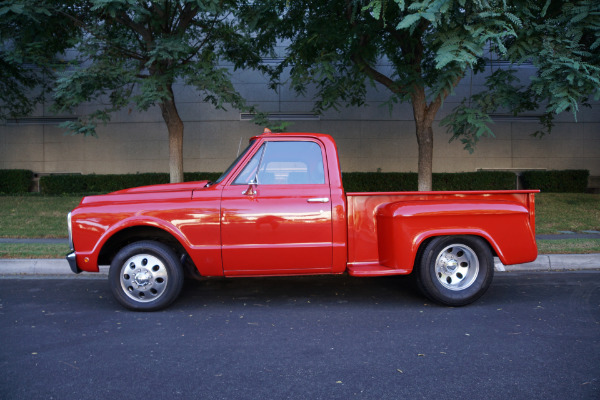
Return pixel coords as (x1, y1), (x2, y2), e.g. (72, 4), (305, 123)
(98, 226), (186, 266)
(413, 234), (497, 271)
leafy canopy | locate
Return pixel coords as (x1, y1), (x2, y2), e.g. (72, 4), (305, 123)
(51, 0), (271, 135)
(0, 1), (79, 119)
(259, 0), (599, 151)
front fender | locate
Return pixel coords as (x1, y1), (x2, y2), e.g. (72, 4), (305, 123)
(73, 216), (192, 273)
(376, 200), (538, 271)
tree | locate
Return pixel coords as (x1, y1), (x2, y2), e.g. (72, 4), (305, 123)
(0, 1), (78, 120)
(49, 0), (268, 183)
(259, 0), (599, 191)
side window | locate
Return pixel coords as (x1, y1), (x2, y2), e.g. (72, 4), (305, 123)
(233, 141), (325, 185)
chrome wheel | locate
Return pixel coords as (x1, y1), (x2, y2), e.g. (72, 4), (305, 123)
(120, 253), (169, 302)
(435, 244), (479, 291)
(416, 236), (494, 306)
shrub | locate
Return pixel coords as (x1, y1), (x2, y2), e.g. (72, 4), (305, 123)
(521, 170), (589, 193)
(39, 172), (222, 195)
(0, 170), (33, 194)
(342, 171), (516, 192)
(433, 171), (516, 191)
(342, 172), (418, 192)
(34, 169), (590, 195)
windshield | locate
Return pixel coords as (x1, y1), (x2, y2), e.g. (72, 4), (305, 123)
(212, 140), (256, 185)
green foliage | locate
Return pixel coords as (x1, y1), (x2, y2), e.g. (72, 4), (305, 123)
(0, 170), (33, 193)
(39, 172), (222, 195)
(269, 0), (534, 114)
(50, 0), (267, 136)
(443, 0), (600, 148)
(260, 0), (599, 191)
(36, 170), (531, 194)
(343, 172), (418, 192)
(0, 1), (78, 119)
(521, 170), (590, 193)
(8, 169), (590, 197)
(433, 172), (516, 191)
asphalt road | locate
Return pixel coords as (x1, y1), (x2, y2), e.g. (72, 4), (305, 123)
(1, 272), (599, 400)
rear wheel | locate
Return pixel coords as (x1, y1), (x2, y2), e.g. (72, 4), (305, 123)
(416, 236), (494, 306)
(109, 240), (184, 311)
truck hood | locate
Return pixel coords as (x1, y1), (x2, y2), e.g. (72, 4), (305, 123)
(110, 181), (209, 195)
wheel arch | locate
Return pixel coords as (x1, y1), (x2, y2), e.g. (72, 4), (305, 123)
(412, 233), (497, 272)
(98, 225), (189, 267)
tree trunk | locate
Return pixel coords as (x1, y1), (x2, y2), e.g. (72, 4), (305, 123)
(159, 87), (184, 183)
(411, 87), (435, 191)
(415, 121), (434, 191)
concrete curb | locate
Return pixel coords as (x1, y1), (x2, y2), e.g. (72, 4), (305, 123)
(0, 259), (109, 276)
(495, 254), (600, 272)
(0, 255), (599, 276)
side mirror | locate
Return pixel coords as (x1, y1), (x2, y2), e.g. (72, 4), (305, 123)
(242, 182), (257, 196)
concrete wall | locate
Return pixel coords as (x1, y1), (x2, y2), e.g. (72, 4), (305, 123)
(1, 65), (599, 179)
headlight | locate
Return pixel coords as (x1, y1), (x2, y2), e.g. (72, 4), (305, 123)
(67, 212), (74, 251)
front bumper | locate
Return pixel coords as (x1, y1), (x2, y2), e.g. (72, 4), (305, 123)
(66, 252), (81, 274)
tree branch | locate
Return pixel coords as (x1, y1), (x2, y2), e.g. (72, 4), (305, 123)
(350, 35), (407, 95)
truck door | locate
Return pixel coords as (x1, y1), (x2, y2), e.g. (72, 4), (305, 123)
(221, 139), (333, 275)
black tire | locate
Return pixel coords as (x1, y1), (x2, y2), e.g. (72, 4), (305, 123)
(415, 236), (494, 306)
(109, 240), (184, 311)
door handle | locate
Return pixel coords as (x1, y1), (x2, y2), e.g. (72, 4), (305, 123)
(307, 198), (330, 203)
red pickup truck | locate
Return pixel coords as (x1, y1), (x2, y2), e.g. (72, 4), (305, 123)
(67, 130), (538, 311)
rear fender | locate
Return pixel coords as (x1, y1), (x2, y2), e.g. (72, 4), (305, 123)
(376, 199), (538, 271)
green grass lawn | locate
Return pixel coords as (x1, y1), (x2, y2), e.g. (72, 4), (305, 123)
(0, 193), (598, 257)
(0, 195), (82, 238)
(0, 243), (70, 259)
(535, 193), (600, 234)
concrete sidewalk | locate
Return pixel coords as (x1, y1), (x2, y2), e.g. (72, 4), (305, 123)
(0, 254), (599, 277)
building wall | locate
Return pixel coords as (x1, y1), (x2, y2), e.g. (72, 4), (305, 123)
(1, 66), (599, 178)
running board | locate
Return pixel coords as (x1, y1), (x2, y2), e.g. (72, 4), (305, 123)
(347, 263), (411, 277)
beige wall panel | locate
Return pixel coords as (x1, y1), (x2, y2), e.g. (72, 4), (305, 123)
(580, 106), (600, 122)
(469, 139), (512, 158)
(583, 123), (600, 140)
(43, 142), (85, 163)
(362, 120), (415, 139)
(1, 161), (44, 171)
(3, 124), (44, 144)
(184, 157), (233, 173)
(250, 101), (283, 113)
(277, 101), (320, 113)
(356, 156), (417, 172)
(3, 143), (44, 163)
(362, 139), (404, 160)
(42, 161), (94, 173)
(320, 120), (361, 138)
(333, 139), (362, 160)
(471, 157), (514, 170)
(234, 83), (280, 103)
(487, 123), (512, 141)
(94, 123), (168, 143)
(434, 157), (478, 173)
(512, 157), (590, 170)
(509, 122), (548, 140)
(583, 139), (600, 159)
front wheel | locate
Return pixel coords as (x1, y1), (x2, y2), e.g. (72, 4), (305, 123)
(109, 241), (184, 311)
(415, 236), (494, 306)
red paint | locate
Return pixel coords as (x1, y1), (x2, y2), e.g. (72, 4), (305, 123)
(68, 132), (538, 278)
